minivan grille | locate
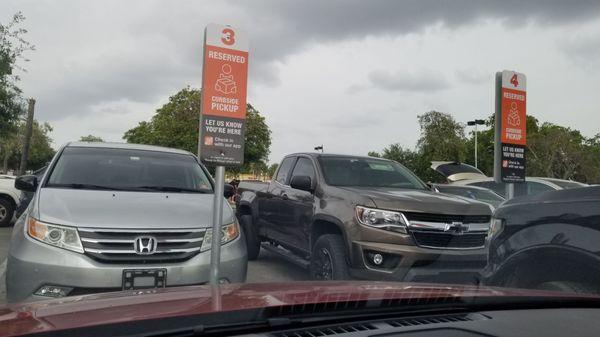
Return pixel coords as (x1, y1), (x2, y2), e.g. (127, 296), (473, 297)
(78, 228), (206, 263)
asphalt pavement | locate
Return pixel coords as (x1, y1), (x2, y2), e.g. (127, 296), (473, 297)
(0, 225), (306, 305)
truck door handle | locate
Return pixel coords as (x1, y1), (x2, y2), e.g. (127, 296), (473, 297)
(281, 193), (289, 200)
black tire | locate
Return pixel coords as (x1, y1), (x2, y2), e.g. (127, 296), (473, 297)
(310, 234), (349, 280)
(239, 214), (260, 260)
(537, 281), (598, 294)
(0, 197), (14, 227)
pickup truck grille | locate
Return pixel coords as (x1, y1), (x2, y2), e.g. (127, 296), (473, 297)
(404, 212), (489, 249)
(412, 231), (487, 249)
(78, 228), (206, 264)
(404, 212), (490, 224)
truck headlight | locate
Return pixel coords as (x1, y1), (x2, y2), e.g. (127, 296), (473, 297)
(27, 217), (84, 253)
(488, 217), (504, 238)
(201, 222), (240, 252)
(355, 206), (408, 234)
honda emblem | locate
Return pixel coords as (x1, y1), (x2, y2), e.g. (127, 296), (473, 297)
(134, 236), (157, 255)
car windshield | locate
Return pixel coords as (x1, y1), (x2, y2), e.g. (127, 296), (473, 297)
(46, 147), (212, 192)
(319, 156), (427, 189)
(4, 2), (600, 334)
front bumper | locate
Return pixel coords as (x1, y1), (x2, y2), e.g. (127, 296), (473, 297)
(349, 240), (486, 284)
(6, 227), (247, 303)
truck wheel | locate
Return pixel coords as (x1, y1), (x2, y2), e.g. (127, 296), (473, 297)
(537, 281), (598, 294)
(310, 234), (349, 280)
(239, 214), (260, 260)
(0, 197), (14, 227)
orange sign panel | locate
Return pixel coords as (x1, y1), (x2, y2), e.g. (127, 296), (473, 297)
(202, 45), (248, 119)
(500, 87), (526, 145)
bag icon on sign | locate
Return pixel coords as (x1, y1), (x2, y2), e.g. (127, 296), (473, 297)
(507, 102), (520, 127)
(215, 64), (237, 95)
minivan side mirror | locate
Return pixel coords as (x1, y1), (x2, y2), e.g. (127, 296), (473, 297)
(15, 175), (38, 192)
(290, 175), (313, 192)
(224, 184), (235, 198)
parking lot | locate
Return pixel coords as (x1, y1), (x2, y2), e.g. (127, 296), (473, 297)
(0, 225), (306, 305)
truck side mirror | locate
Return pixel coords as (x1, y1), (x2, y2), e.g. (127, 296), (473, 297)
(15, 175), (38, 192)
(290, 175), (313, 192)
(224, 184), (235, 198)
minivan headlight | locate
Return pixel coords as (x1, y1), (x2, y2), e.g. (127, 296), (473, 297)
(27, 217), (84, 253)
(201, 222), (240, 252)
(355, 206), (408, 234)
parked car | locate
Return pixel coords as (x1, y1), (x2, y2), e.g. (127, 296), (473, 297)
(0, 175), (21, 227)
(452, 176), (588, 198)
(481, 186), (600, 293)
(430, 161), (487, 182)
(236, 153), (492, 283)
(432, 183), (505, 208)
(7, 142), (246, 303)
(430, 161), (588, 198)
(14, 165), (48, 219)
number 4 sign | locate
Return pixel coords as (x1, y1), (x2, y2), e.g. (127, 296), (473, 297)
(494, 70), (527, 184)
(510, 74), (519, 87)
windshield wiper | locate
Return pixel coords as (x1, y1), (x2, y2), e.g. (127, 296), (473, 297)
(48, 183), (126, 191)
(137, 185), (210, 193)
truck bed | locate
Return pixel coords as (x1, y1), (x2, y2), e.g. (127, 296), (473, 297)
(238, 180), (269, 193)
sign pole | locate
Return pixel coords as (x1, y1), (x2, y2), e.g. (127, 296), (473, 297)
(209, 165), (225, 286)
(493, 72), (502, 181)
(474, 124), (478, 169)
(199, 23), (249, 292)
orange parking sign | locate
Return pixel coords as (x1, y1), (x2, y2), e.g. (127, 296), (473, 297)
(199, 24), (249, 166)
(495, 70), (527, 183)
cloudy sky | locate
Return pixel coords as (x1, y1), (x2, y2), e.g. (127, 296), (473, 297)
(2, 1), (600, 164)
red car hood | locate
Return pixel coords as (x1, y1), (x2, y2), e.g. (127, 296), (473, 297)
(1, 282), (599, 336)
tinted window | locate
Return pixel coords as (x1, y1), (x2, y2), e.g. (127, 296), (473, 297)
(436, 163), (484, 176)
(470, 181), (506, 197)
(47, 147), (212, 192)
(436, 185), (504, 207)
(527, 181), (555, 195)
(291, 157), (315, 182)
(319, 157), (426, 189)
(275, 157), (296, 184)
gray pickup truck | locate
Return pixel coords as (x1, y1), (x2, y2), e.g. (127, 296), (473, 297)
(236, 153), (493, 283)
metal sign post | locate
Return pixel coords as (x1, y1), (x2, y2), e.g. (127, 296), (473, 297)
(494, 70), (527, 199)
(199, 23), (249, 292)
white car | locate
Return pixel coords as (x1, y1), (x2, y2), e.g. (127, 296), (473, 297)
(430, 161), (588, 198)
(0, 175), (22, 226)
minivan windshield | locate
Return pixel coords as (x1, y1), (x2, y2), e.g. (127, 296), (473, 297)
(46, 147), (213, 193)
(319, 156), (427, 189)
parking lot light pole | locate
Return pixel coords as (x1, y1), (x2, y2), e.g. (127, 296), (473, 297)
(467, 119), (485, 169)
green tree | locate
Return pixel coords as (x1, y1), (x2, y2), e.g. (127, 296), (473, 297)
(1, 120), (55, 172)
(123, 87), (272, 171)
(79, 134), (104, 142)
(417, 111), (467, 164)
(370, 111), (467, 182)
(0, 12), (34, 140)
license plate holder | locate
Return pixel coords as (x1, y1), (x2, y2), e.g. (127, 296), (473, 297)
(122, 269), (167, 290)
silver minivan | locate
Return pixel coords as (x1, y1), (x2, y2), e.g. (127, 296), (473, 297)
(7, 142), (247, 302)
